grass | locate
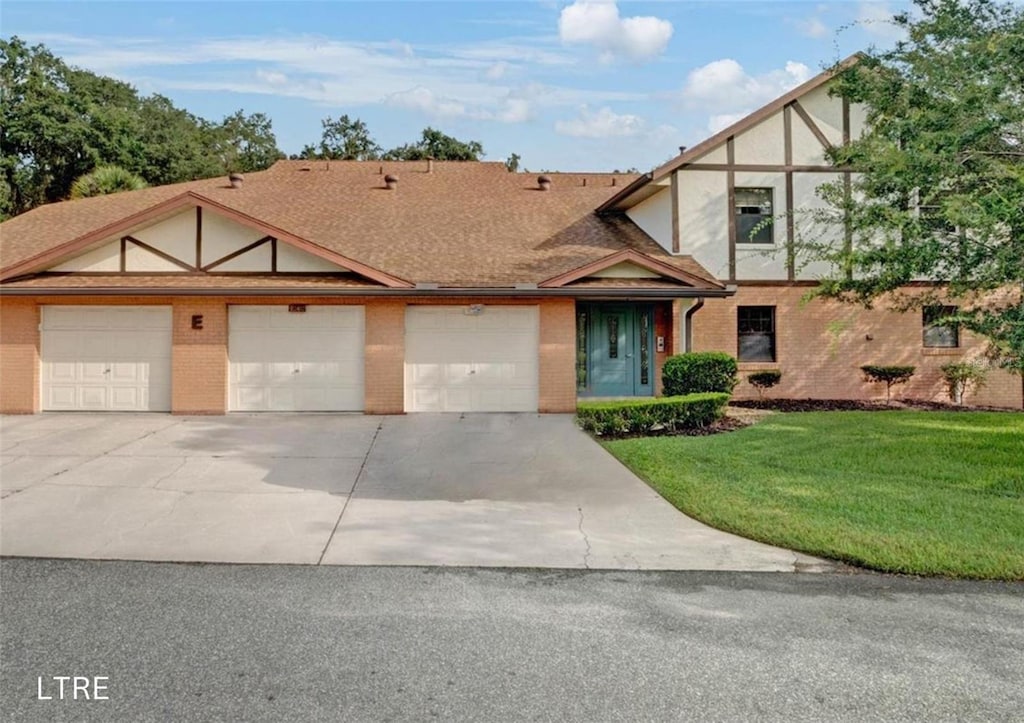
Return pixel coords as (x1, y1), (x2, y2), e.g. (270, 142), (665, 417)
(604, 411), (1024, 580)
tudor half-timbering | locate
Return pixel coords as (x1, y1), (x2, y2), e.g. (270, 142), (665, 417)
(600, 56), (1022, 408)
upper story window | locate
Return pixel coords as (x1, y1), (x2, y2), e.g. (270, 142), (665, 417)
(923, 305), (959, 348)
(738, 306), (776, 362)
(735, 188), (774, 244)
(913, 189), (959, 236)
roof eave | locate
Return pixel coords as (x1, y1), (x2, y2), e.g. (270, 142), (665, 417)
(0, 285), (737, 299)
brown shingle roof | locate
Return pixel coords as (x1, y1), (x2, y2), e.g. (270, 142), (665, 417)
(0, 161), (721, 289)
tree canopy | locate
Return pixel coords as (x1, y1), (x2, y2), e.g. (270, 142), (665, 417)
(805, 0), (1024, 370)
(295, 120), (485, 163)
(0, 36), (283, 219)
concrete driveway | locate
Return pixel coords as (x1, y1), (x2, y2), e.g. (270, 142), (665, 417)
(1, 413), (828, 571)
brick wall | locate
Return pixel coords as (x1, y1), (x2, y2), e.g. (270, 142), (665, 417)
(653, 301), (675, 397)
(364, 300), (405, 414)
(692, 286), (1023, 409)
(0, 299), (40, 413)
(172, 299), (228, 414)
(539, 298), (577, 413)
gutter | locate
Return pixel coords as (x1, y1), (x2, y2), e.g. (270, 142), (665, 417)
(0, 285), (737, 299)
(683, 297), (705, 352)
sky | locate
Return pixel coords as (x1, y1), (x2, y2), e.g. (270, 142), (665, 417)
(2, 0), (911, 172)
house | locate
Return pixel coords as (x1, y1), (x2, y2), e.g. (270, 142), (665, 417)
(1, 61), (1020, 414)
(0, 160), (730, 414)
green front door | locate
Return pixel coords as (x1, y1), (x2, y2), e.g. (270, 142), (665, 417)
(577, 304), (654, 397)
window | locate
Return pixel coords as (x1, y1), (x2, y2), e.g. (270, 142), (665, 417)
(735, 188), (774, 244)
(923, 305), (959, 348)
(738, 306), (776, 362)
(914, 189), (958, 236)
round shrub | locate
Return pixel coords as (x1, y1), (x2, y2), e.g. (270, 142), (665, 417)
(662, 352), (738, 396)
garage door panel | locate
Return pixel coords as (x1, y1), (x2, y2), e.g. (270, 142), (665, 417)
(405, 306), (539, 413)
(228, 305), (365, 412)
(78, 387), (109, 409)
(41, 307), (172, 412)
(110, 387), (141, 409)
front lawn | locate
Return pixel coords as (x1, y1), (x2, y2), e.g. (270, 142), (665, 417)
(604, 411), (1024, 580)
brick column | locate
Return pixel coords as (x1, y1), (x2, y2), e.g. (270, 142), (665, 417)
(364, 300), (405, 414)
(0, 299), (40, 413)
(172, 299), (228, 414)
(539, 298), (576, 413)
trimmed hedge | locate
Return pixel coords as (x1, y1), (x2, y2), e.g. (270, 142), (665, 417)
(577, 393), (730, 436)
(662, 352), (738, 396)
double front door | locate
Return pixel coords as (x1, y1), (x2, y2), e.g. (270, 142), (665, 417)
(577, 304), (655, 397)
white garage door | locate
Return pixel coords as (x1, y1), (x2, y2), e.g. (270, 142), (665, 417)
(228, 305), (364, 412)
(41, 306), (172, 411)
(405, 306), (539, 412)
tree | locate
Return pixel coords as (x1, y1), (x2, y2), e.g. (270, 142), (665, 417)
(861, 365), (916, 405)
(505, 152), (521, 172)
(802, 0), (1024, 370)
(297, 115), (381, 161)
(0, 37), (228, 218)
(70, 165), (147, 198)
(383, 127), (484, 161)
(213, 110), (284, 173)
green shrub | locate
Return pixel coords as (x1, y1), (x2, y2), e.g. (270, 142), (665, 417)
(747, 370), (782, 398)
(577, 393), (730, 436)
(861, 365), (916, 404)
(941, 362), (988, 406)
(662, 352), (738, 396)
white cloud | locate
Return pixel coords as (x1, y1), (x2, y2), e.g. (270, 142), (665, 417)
(555, 106), (645, 138)
(255, 69), (288, 86)
(385, 86), (533, 124)
(558, 0), (673, 63)
(385, 87), (467, 118)
(794, 16), (830, 39)
(707, 111), (750, 134)
(857, 2), (907, 41)
(25, 32), (646, 124)
(683, 59), (813, 113)
(485, 61), (510, 80)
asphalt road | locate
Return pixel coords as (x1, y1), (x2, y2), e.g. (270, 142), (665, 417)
(1, 560), (1021, 722)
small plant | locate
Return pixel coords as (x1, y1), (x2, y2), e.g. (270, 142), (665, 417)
(747, 370), (782, 398)
(861, 365), (916, 405)
(941, 362), (988, 406)
(662, 352), (738, 396)
(577, 393), (730, 437)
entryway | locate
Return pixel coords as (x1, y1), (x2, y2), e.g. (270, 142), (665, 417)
(576, 303), (655, 398)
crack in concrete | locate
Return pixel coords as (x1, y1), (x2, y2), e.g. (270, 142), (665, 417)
(151, 458), (189, 490)
(317, 417), (384, 565)
(577, 506), (592, 570)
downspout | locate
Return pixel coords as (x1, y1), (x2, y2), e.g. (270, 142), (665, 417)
(683, 297), (705, 353)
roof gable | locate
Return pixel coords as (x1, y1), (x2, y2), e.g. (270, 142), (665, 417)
(2, 193), (412, 287)
(598, 53), (862, 212)
(538, 249), (725, 289)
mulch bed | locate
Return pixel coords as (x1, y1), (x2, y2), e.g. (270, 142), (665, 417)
(730, 398), (1020, 413)
(590, 398), (1020, 440)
